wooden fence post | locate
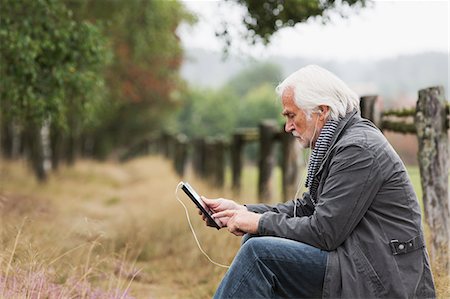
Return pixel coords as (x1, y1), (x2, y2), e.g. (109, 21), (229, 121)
(201, 137), (226, 188)
(258, 120), (279, 202)
(280, 129), (300, 202)
(415, 85), (449, 274)
(174, 134), (188, 177)
(148, 134), (159, 155)
(231, 132), (244, 192)
(360, 95), (380, 127)
(204, 137), (215, 183)
(192, 138), (206, 178)
(162, 132), (177, 159)
(231, 128), (259, 194)
(160, 132), (170, 158)
(213, 137), (226, 188)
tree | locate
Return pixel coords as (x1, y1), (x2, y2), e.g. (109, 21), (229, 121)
(218, 0), (367, 48)
(174, 62), (283, 139)
(227, 62), (283, 96)
(67, 0), (195, 154)
(238, 82), (284, 128)
(175, 87), (239, 138)
(0, 0), (110, 180)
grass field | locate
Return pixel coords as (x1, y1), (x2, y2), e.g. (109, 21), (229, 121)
(0, 156), (448, 298)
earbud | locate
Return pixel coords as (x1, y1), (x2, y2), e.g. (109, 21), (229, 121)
(315, 109), (323, 115)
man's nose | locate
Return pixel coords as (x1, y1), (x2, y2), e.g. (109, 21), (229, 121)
(284, 121), (293, 133)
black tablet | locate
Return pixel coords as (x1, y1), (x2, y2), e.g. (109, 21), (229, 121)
(181, 182), (222, 230)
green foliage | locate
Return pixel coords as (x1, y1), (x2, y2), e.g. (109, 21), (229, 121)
(222, 62), (284, 129)
(174, 62), (283, 139)
(227, 62), (283, 96)
(176, 88), (239, 137)
(0, 0), (110, 129)
(69, 0), (195, 150)
(218, 0), (366, 47)
(237, 83), (284, 127)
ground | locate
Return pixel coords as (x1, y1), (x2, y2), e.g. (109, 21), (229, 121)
(0, 156), (448, 298)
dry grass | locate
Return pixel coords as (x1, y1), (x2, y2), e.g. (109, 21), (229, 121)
(0, 157), (242, 298)
(0, 156), (448, 298)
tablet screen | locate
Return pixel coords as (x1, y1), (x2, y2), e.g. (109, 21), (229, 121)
(181, 182), (222, 229)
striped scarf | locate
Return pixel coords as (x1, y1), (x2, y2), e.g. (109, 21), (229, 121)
(305, 118), (340, 204)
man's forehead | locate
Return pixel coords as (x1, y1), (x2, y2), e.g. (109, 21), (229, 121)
(282, 86), (295, 98)
(281, 88), (299, 111)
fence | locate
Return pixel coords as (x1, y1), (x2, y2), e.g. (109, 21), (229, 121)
(123, 85), (449, 272)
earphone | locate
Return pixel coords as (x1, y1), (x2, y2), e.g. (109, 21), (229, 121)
(174, 182), (231, 268)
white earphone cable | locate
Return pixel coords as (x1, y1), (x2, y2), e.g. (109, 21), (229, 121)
(293, 114), (319, 217)
(174, 182), (230, 269)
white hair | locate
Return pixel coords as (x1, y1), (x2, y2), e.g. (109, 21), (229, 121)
(276, 65), (360, 120)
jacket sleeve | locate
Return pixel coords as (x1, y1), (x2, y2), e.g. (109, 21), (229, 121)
(246, 192), (316, 217)
(246, 201), (296, 216)
(257, 144), (383, 251)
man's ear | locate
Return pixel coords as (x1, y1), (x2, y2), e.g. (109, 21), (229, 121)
(318, 105), (330, 120)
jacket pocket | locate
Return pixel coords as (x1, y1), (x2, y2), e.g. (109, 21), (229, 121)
(353, 245), (387, 297)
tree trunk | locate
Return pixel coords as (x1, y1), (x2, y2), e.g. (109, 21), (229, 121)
(65, 130), (76, 166)
(11, 122), (22, 159)
(23, 122), (47, 182)
(50, 122), (63, 171)
(41, 121), (52, 173)
(1, 122), (12, 159)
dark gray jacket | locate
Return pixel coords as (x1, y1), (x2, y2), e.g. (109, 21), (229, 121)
(247, 110), (436, 298)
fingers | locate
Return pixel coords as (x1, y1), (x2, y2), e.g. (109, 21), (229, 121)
(197, 209), (209, 224)
(212, 210), (235, 219)
(201, 196), (219, 211)
(215, 216), (230, 227)
(232, 230), (245, 236)
(227, 220), (244, 236)
(200, 196), (213, 205)
(206, 217), (217, 228)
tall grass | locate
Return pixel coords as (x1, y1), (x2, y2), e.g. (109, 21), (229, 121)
(0, 157), (240, 298)
(0, 156), (448, 298)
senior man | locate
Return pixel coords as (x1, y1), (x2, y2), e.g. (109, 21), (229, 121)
(201, 65), (435, 298)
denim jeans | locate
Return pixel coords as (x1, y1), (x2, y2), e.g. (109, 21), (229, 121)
(213, 235), (328, 299)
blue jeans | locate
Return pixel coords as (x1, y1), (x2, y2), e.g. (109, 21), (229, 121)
(214, 236), (328, 299)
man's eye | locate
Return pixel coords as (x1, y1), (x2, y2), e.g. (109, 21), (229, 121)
(282, 113), (295, 119)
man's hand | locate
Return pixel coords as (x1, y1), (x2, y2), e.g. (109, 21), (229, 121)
(199, 196), (247, 228)
(212, 210), (261, 236)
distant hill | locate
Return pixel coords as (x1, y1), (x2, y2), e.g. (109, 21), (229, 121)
(180, 49), (449, 106)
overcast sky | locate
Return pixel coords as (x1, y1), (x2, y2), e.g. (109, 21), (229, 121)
(178, 0), (449, 62)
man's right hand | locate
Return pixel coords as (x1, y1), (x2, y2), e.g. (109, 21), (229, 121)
(199, 196), (247, 227)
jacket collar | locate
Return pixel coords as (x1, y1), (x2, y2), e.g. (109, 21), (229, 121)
(315, 109), (360, 177)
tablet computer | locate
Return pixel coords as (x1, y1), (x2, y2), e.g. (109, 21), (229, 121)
(181, 182), (222, 230)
